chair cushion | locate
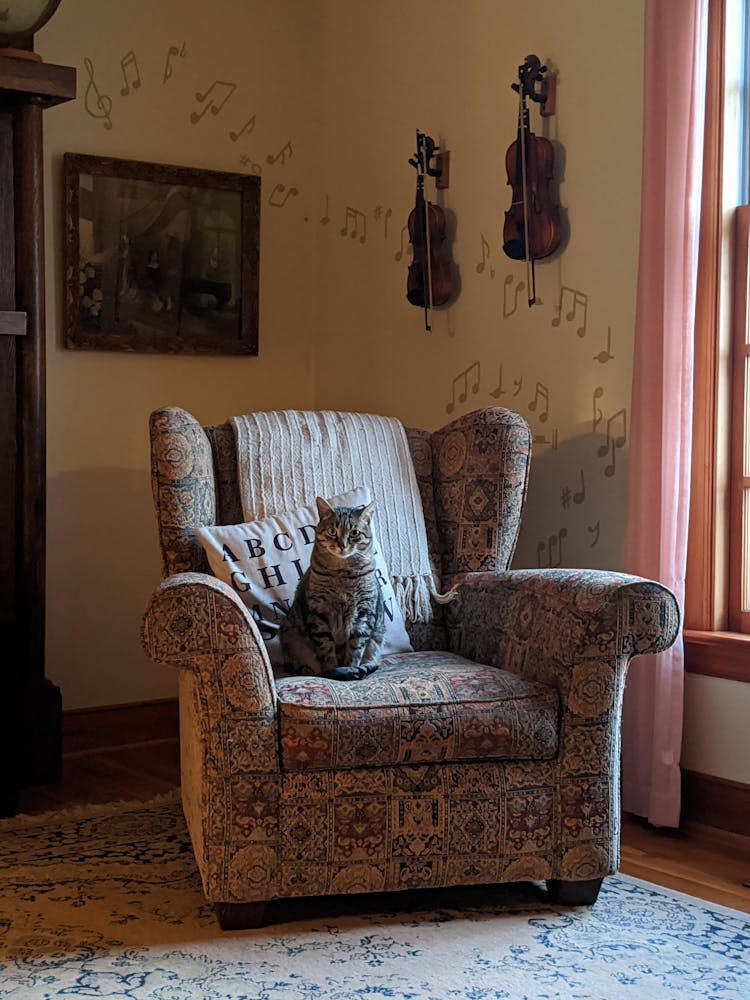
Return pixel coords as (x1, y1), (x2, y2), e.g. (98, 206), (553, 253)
(276, 651), (559, 771)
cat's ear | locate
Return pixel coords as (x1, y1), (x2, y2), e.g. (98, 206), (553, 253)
(316, 496), (333, 519)
(359, 500), (375, 524)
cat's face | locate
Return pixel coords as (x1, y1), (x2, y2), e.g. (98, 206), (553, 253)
(314, 498), (375, 559)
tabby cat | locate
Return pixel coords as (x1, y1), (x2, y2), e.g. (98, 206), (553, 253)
(279, 497), (385, 681)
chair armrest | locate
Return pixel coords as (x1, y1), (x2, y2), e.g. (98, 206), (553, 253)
(143, 571), (281, 902)
(142, 571), (276, 710)
(447, 569), (680, 688)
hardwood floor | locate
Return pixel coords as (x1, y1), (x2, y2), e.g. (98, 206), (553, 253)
(17, 738), (750, 915)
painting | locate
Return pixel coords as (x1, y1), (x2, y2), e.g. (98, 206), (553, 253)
(63, 153), (260, 354)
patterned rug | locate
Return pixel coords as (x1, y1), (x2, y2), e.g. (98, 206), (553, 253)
(1, 794), (748, 999)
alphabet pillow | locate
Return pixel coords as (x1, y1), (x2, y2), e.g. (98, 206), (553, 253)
(195, 487), (412, 674)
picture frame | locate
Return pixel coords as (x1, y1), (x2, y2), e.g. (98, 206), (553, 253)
(63, 153), (260, 355)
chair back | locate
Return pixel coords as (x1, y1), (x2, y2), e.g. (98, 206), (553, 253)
(148, 407), (531, 648)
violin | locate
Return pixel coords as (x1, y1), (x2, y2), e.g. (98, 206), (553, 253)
(406, 130), (455, 332)
(502, 54), (561, 306)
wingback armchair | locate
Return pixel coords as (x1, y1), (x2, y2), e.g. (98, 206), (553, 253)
(142, 405), (679, 929)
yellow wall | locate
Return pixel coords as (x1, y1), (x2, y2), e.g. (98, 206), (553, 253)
(39, 0), (319, 708)
(33, 0), (748, 791)
(39, 1), (643, 707)
(312, 0), (643, 573)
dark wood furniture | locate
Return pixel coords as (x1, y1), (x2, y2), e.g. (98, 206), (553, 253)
(0, 55), (75, 816)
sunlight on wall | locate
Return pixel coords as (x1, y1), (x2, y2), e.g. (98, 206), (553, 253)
(310, 0), (643, 574)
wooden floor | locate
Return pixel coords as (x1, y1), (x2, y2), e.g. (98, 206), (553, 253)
(17, 738), (750, 915)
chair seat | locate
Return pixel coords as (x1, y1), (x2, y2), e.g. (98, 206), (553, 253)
(276, 651), (559, 771)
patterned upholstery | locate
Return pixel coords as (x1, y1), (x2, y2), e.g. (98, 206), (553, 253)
(142, 406), (681, 909)
(276, 651), (559, 771)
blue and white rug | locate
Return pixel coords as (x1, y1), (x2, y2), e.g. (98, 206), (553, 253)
(0, 794), (748, 999)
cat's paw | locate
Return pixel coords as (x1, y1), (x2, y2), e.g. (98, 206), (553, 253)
(322, 665), (364, 682)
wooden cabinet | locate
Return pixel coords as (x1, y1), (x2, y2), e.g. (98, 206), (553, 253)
(0, 56), (75, 815)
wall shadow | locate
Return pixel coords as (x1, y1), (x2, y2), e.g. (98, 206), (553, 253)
(46, 466), (177, 710)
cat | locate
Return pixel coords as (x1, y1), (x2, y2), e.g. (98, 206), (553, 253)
(279, 496), (385, 681)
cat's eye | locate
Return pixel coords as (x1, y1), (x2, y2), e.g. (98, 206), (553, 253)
(327, 527), (336, 537)
(350, 530), (360, 538)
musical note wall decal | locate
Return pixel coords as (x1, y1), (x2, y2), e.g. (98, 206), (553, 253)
(394, 225), (410, 261)
(239, 155), (262, 174)
(268, 183), (299, 208)
(536, 538), (546, 567)
(512, 376), (523, 396)
(189, 80), (237, 124)
(537, 527), (567, 567)
(162, 41), (186, 84)
(594, 326), (614, 364)
(119, 50), (141, 97)
(83, 56), (113, 130)
(229, 114), (256, 142)
(489, 363), (505, 399)
(548, 527), (567, 567)
(446, 361), (481, 414)
(573, 468), (586, 504)
(340, 206), (367, 243)
(587, 521), (601, 547)
(551, 285), (588, 337)
(528, 381), (549, 422)
(560, 468), (586, 510)
(532, 428), (558, 450)
(597, 407), (627, 477)
(319, 194), (331, 225)
(503, 274), (525, 318)
(373, 205), (393, 239)
(266, 140), (293, 166)
(476, 234), (495, 278)
(592, 386), (604, 433)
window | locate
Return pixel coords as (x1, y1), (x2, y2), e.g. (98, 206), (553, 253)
(684, 0), (750, 674)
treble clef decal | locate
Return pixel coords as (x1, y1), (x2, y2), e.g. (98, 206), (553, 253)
(83, 56), (112, 129)
(83, 57), (113, 131)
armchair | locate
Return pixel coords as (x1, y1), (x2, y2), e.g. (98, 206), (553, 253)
(142, 405), (679, 928)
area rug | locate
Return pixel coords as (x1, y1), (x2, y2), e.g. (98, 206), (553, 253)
(0, 795), (748, 999)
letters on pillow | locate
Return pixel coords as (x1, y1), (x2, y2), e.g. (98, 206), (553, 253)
(195, 487), (413, 674)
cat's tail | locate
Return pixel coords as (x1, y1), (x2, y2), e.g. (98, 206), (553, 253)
(393, 573), (460, 624)
(428, 579), (460, 606)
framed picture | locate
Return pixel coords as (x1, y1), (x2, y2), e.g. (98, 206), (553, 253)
(63, 153), (260, 355)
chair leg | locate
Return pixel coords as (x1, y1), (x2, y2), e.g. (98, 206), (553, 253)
(546, 877), (603, 906)
(215, 901), (267, 930)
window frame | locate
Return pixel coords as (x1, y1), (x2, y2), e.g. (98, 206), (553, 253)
(730, 206), (750, 632)
(683, 0), (750, 677)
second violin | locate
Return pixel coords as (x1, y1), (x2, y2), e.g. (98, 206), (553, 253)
(502, 55), (561, 307)
(406, 130), (455, 332)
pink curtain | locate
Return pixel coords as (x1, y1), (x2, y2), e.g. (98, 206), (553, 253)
(621, 0), (708, 828)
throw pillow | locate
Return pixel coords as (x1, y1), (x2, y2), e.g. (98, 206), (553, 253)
(195, 487), (413, 674)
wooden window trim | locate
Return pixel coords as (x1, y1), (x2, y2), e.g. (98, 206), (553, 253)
(686, 0), (728, 633)
(684, 628), (750, 682)
(730, 206), (750, 632)
(684, 0), (750, 677)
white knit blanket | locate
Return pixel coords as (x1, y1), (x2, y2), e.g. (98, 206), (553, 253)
(230, 410), (444, 623)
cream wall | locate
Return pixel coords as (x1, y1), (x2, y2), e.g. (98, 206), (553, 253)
(38, 0), (319, 708)
(33, 1), (746, 791)
(311, 0), (643, 572)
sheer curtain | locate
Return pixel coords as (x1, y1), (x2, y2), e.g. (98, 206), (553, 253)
(621, 0), (708, 828)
